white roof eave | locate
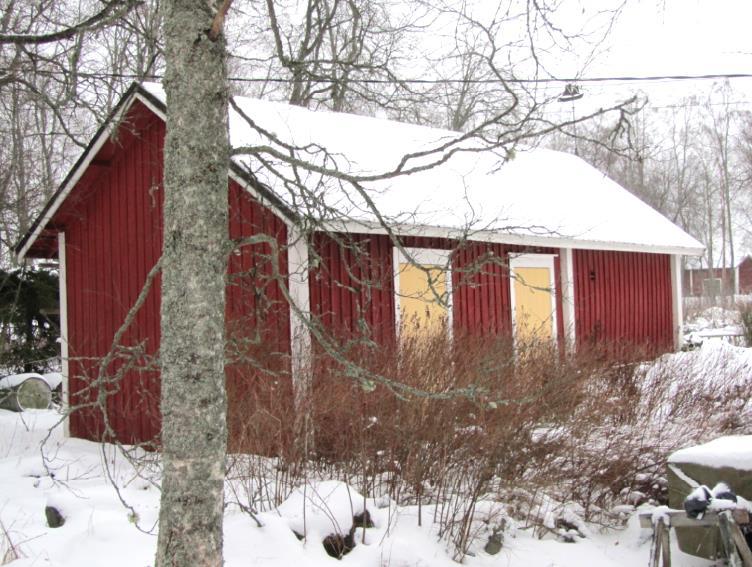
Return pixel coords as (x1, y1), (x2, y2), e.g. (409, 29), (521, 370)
(321, 219), (706, 257)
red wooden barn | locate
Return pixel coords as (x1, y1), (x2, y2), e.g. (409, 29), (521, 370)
(683, 255), (752, 297)
(16, 83), (704, 446)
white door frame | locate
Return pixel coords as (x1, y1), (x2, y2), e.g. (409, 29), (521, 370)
(393, 247), (453, 337)
(559, 248), (576, 352)
(509, 253), (558, 347)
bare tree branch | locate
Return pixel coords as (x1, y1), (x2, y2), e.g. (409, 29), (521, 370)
(0, 0), (144, 45)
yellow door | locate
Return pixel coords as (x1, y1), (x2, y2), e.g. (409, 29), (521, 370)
(513, 266), (554, 343)
(398, 262), (448, 337)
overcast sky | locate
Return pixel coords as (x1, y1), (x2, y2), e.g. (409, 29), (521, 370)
(573, 0), (752, 107)
(597, 0), (751, 76)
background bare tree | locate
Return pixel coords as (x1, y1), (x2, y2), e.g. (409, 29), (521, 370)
(0, 0), (162, 263)
(546, 83), (752, 286)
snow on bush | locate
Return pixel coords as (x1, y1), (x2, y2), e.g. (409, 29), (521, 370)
(221, 337), (752, 559)
(537, 340), (752, 522)
(276, 480), (367, 538)
(3, 336), (751, 565)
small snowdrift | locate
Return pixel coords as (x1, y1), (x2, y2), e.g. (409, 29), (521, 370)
(274, 480), (371, 558)
(277, 480), (368, 539)
(646, 340), (752, 392)
(685, 306), (741, 333)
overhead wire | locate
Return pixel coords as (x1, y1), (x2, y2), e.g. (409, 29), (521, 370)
(2, 66), (752, 86)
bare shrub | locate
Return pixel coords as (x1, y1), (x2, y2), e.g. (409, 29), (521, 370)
(534, 343), (752, 525)
(224, 328), (752, 559)
(0, 519), (24, 565)
(297, 330), (596, 558)
(737, 300), (752, 347)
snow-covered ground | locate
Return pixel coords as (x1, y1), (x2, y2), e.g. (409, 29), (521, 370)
(3, 306), (749, 566)
(683, 305), (746, 347)
(0, 409), (720, 567)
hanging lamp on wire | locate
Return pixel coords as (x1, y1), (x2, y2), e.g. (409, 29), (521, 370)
(558, 83), (584, 102)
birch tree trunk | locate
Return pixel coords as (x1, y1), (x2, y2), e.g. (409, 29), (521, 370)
(156, 0), (229, 565)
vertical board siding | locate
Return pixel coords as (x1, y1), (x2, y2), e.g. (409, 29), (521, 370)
(66, 107), (164, 444)
(308, 235), (564, 346)
(225, 179), (291, 453)
(452, 241), (512, 337)
(309, 233), (396, 346)
(64, 102), (291, 447)
(573, 249), (673, 353)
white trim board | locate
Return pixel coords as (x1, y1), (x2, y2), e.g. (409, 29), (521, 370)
(287, 225), (312, 397)
(559, 248), (576, 352)
(321, 219), (705, 257)
(671, 254), (684, 350)
(509, 253), (558, 348)
(58, 233), (70, 438)
(393, 247), (453, 337)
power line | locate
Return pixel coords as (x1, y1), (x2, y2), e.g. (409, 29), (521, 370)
(4, 67), (752, 86)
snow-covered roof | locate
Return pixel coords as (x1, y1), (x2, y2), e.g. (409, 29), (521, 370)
(18, 82), (705, 260)
(669, 435), (752, 471)
(160, 82), (703, 255)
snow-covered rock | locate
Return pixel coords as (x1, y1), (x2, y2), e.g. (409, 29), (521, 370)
(276, 480), (366, 538)
(669, 436), (752, 471)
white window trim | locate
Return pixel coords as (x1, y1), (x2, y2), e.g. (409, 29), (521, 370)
(508, 253), (558, 348)
(393, 247), (453, 337)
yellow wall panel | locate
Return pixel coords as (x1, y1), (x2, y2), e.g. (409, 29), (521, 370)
(513, 266), (554, 342)
(399, 262), (448, 337)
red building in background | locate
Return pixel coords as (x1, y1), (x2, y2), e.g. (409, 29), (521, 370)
(683, 256), (752, 297)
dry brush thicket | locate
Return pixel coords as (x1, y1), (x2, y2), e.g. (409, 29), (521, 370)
(223, 329), (752, 557)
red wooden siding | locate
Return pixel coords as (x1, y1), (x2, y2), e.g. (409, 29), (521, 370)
(65, 106), (164, 444)
(309, 233), (396, 346)
(452, 241), (511, 336)
(740, 257), (752, 294)
(62, 102), (292, 448)
(225, 180), (291, 452)
(573, 249), (673, 352)
(308, 234), (563, 344)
